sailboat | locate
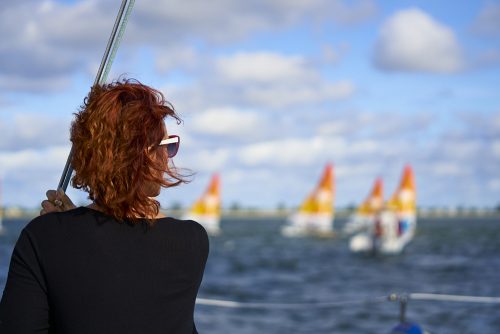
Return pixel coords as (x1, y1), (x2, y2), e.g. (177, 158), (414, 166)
(282, 163), (335, 237)
(183, 174), (221, 235)
(350, 165), (416, 254)
(342, 177), (384, 235)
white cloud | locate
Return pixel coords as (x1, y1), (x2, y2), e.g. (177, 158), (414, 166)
(317, 120), (352, 136)
(216, 52), (315, 84)
(238, 136), (345, 166)
(0, 113), (71, 150)
(0, 145), (83, 207)
(492, 140), (500, 157)
(238, 138), (316, 166)
(473, 49), (500, 68)
(162, 51), (355, 111)
(329, 0), (377, 24)
(0, 0), (376, 92)
(132, 0), (377, 43)
(488, 179), (500, 191)
(1, 108), (499, 208)
(243, 80), (354, 108)
(214, 52), (355, 100)
(0, 76), (71, 93)
(177, 148), (230, 172)
(459, 111), (500, 138)
(316, 111), (432, 140)
(214, 52), (355, 107)
(440, 140), (483, 159)
(0, 145), (70, 175)
(429, 162), (465, 176)
(1, 1), (499, 209)
(371, 113), (432, 137)
(189, 107), (266, 139)
(471, 3), (500, 36)
(0, 1), (108, 78)
(346, 139), (379, 155)
(321, 43), (350, 64)
(155, 46), (200, 73)
(335, 163), (385, 179)
(373, 8), (464, 73)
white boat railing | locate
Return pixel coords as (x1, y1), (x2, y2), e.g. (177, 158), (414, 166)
(196, 292), (500, 326)
(197, 292), (500, 309)
(196, 295), (388, 309)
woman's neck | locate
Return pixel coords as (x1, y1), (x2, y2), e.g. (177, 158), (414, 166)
(86, 202), (166, 218)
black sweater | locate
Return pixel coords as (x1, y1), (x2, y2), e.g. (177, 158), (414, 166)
(0, 207), (209, 334)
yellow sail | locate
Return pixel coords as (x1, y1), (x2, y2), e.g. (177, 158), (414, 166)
(299, 163), (334, 215)
(357, 177), (384, 216)
(189, 174), (221, 216)
(386, 165), (416, 214)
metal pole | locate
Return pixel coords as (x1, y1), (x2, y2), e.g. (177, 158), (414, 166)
(399, 294), (408, 323)
(57, 0), (135, 191)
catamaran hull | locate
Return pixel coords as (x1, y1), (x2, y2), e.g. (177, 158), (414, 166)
(281, 213), (334, 237)
(342, 215), (375, 235)
(349, 232), (414, 255)
(349, 212), (416, 255)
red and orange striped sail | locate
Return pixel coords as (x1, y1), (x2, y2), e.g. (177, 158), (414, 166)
(298, 163), (334, 215)
(189, 174), (221, 216)
(386, 165), (416, 214)
(357, 177), (384, 216)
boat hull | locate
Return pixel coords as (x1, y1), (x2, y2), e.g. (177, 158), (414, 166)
(342, 214), (375, 235)
(349, 211), (416, 254)
(282, 213), (334, 237)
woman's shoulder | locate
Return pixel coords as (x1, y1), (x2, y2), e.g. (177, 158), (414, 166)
(157, 218), (209, 251)
(158, 217), (208, 236)
(23, 207), (94, 234)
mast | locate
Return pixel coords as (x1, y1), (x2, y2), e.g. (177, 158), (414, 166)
(57, 0), (135, 191)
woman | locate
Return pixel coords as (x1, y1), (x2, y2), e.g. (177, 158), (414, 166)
(0, 79), (209, 333)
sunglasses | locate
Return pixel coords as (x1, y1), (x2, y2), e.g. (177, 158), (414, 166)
(158, 135), (180, 158)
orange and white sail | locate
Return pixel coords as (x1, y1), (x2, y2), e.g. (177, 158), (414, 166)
(282, 163), (335, 236)
(386, 165), (416, 215)
(299, 163), (335, 215)
(357, 177), (384, 216)
(184, 174), (221, 235)
(343, 177), (384, 235)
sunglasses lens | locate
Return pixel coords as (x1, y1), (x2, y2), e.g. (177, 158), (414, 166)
(167, 143), (178, 158)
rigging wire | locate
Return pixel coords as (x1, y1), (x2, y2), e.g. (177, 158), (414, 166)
(57, 0), (136, 191)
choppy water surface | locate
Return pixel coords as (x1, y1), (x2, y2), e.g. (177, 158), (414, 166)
(1, 216), (500, 333)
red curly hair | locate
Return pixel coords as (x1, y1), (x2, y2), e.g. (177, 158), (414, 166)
(70, 78), (185, 222)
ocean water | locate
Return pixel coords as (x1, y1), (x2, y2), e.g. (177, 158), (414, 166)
(1, 216), (500, 333)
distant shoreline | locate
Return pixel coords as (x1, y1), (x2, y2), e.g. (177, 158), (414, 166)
(2, 207), (499, 220)
(219, 210), (500, 220)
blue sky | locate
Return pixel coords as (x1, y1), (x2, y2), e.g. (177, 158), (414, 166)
(0, 0), (499, 210)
